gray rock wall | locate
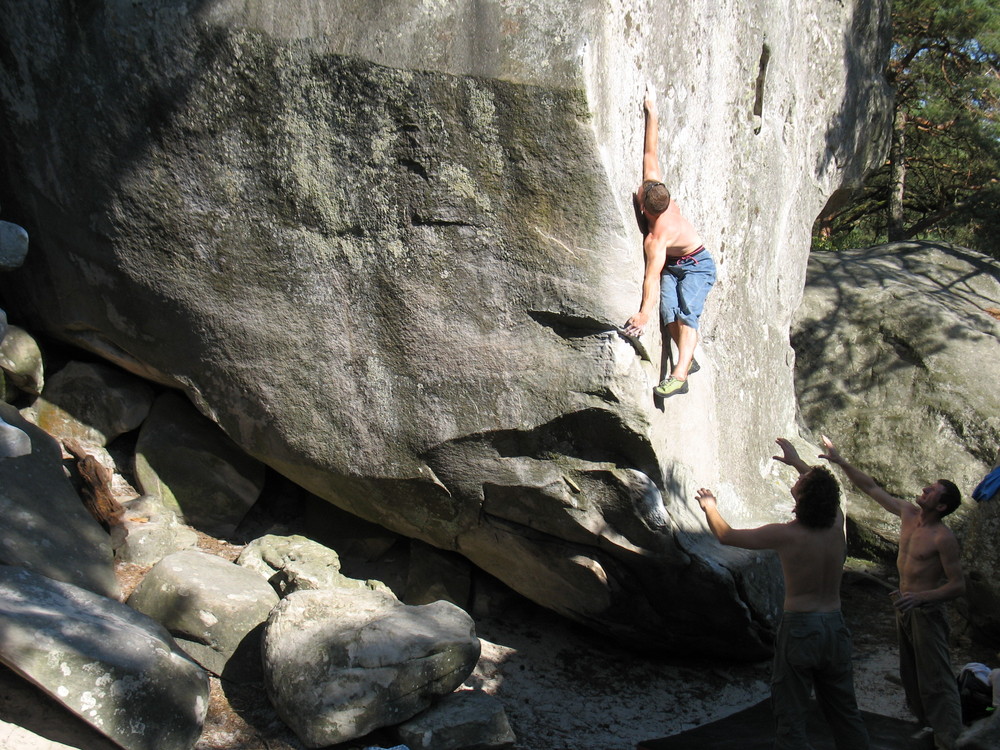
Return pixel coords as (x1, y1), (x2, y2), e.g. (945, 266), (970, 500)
(793, 243), (1000, 518)
(792, 242), (1000, 638)
(0, 1), (891, 655)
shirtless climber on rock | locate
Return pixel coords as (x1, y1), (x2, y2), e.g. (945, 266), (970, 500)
(623, 87), (717, 399)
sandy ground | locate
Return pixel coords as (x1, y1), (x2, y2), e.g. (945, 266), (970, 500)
(2, 557), (996, 750)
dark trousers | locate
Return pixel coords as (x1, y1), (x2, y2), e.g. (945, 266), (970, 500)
(897, 604), (963, 750)
(771, 610), (870, 750)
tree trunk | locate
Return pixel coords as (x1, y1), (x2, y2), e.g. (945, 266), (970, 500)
(888, 109), (907, 241)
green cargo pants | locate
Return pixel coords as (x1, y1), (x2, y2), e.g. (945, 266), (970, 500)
(771, 610), (870, 750)
(896, 603), (964, 750)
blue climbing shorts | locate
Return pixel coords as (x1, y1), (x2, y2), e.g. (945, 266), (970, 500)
(659, 246), (716, 329)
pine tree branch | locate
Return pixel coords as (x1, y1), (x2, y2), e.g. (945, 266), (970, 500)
(902, 180), (1000, 238)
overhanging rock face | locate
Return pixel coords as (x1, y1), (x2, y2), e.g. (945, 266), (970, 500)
(0, 0), (891, 657)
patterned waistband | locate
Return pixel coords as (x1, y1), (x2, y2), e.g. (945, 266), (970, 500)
(666, 246), (706, 266)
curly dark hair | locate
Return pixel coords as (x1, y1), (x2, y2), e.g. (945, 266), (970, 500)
(641, 180), (671, 215)
(936, 479), (961, 517)
(794, 466), (841, 529)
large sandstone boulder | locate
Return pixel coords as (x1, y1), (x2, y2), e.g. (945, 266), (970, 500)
(794, 243), (1000, 510)
(263, 586), (481, 747)
(791, 242), (1000, 633)
(0, 1), (892, 655)
(0, 565), (208, 750)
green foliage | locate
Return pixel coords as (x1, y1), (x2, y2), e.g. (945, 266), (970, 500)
(814, 0), (1000, 258)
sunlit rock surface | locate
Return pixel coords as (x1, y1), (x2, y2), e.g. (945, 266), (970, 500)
(0, 0), (891, 656)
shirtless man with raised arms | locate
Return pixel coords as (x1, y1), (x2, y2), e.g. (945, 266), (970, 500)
(820, 435), (965, 749)
(623, 89), (716, 398)
(696, 438), (869, 749)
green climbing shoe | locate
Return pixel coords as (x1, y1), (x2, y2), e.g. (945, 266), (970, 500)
(654, 375), (689, 398)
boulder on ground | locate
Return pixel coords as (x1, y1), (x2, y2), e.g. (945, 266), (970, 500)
(112, 494), (199, 566)
(263, 586), (481, 747)
(127, 549), (279, 680)
(236, 533), (387, 595)
(26, 360), (154, 449)
(0, 324), (44, 396)
(0, 565), (208, 750)
(396, 689), (515, 750)
(135, 392), (265, 538)
(0, 401), (118, 598)
(0, 662), (121, 750)
(0, 220), (28, 270)
(0, 411), (30, 458)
